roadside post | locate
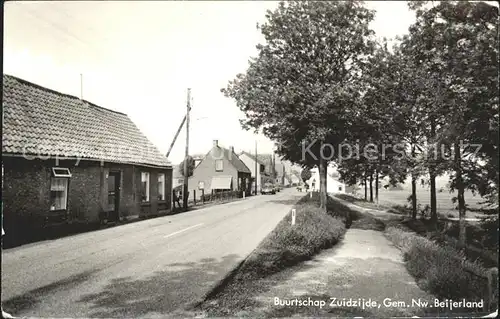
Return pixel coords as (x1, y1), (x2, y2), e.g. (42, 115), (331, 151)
(291, 209), (296, 226)
(310, 191), (312, 198)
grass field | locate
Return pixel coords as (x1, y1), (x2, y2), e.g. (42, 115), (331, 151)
(354, 185), (488, 219)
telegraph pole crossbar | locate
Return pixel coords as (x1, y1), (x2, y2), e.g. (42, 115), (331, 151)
(166, 115), (187, 158)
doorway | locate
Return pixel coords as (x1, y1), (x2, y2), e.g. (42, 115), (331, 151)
(107, 171), (121, 222)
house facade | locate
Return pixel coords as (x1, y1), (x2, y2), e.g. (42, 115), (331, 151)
(188, 140), (252, 198)
(2, 75), (173, 245)
(251, 153), (297, 187)
(239, 151), (266, 194)
(290, 172), (301, 186)
(307, 167), (346, 194)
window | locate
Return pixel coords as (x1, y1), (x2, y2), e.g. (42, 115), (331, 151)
(215, 159), (223, 171)
(50, 178), (69, 210)
(158, 173), (165, 201)
(141, 172), (150, 202)
(339, 186), (343, 192)
(52, 167), (71, 178)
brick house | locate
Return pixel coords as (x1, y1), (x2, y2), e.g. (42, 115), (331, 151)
(2, 75), (173, 244)
(188, 140), (252, 198)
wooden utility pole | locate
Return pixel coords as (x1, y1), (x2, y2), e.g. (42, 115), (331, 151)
(272, 151), (276, 183)
(183, 88), (191, 212)
(254, 140), (258, 195)
(282, 164), (285, 186)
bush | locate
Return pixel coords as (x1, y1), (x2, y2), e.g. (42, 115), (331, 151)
(238, 199), (346, 280)
(385, 226), (496, 308)
(326, 196), (364, 228)
(480, 216), (499, 251)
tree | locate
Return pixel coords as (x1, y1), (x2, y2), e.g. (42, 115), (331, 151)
(300, 168), (312, 184)
(405, 1), (499, 245)
(339, 40), (412, 205)
(179, 155), (195, 178)
(222, 0), (375, 212)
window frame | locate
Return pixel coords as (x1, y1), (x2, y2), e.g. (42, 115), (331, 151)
(51, 167), (72, 178)
(141, 172), (150, 203)
(158, 173), (166, 201)
(215, 159), (223, 172)
(50, 177), (70, 211)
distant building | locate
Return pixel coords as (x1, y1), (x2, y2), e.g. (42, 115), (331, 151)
(307, 167), (346, 194)
(239, 151), (266, 193)
(290, 173), (301, 186)
(187, 140), (252, 199)
(247, 153), (298, 187)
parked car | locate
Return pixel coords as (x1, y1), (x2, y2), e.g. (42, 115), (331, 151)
(275, 185), (282, 192)
(261, 184), (276, 195)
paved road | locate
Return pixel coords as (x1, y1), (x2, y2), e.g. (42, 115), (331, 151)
(2, 189), (301, 318)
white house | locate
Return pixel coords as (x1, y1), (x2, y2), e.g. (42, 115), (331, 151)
(290, 174), (301, 185)
(307, 167), (346, 194)
(239, 151), (266, 193)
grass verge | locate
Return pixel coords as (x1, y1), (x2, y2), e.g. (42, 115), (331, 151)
(397, 218), (498, 268)
(335, 193), (393, 211)
(385, 225), (499, 314)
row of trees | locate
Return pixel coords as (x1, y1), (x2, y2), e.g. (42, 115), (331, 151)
(222, 1), (498, 246)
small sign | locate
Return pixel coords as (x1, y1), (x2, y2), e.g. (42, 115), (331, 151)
(198, 181), (205, 190)
(291, 209), (296, 226)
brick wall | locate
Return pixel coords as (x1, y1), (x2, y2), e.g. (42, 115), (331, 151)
(2, 156), (173, 244)
(3, 158), (48, 241)
(188, 148), (238, 199)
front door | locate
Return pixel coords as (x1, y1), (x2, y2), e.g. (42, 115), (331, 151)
(107, 171), (121, 222)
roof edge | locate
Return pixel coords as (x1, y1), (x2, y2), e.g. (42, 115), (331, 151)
(2, 153), (172, 169)
(3, 74), (127, 116)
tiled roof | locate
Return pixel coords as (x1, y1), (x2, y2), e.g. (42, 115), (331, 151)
(239, 151), (266, 165)
(2, 74), (171, 168)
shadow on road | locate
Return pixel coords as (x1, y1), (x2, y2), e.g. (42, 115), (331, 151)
(3, 270), (99, 314)
(77, 254), (241, 318)
(267, 196), (302, 206)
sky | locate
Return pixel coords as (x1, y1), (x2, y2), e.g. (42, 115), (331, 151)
(4, 1), (417, 165)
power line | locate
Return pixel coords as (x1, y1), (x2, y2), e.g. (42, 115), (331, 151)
(23, 8), (89, 51)
(23, 7), (109, 60)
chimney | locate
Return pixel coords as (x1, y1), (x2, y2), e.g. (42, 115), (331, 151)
(229, 146), (234, 153)
(213, 140), (218, 148)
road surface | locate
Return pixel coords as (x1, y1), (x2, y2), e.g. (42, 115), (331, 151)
(2, 189), (301, 318)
